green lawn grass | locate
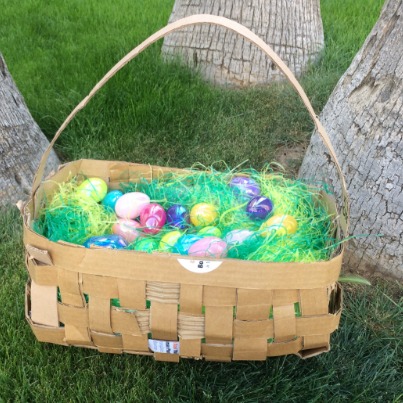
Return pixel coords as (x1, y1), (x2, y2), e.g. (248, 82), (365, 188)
(1, 0), (402, 401)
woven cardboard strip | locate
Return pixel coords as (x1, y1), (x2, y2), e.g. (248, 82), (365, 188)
(117, 279), (146, 309)
(25, 279), (342, 359)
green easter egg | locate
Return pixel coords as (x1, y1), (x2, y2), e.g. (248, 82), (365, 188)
(76, 178), (108, 202)
(197, 226), (222, 238)
(134, 238), (159, 253)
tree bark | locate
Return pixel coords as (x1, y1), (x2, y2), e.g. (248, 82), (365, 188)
(162, 0), (324, 87)
(299, 0), (403, 280)
(0, 53), (60, 207)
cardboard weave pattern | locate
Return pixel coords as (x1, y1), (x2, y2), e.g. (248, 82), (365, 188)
(23, 160), (344, 362)
(22, 15), (348, 362)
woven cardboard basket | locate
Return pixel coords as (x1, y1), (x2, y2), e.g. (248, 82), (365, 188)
(22, 15), (349, 362)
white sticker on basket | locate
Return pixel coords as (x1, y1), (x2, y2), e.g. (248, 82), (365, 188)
(148, 339), (180, 355)
(177, 259), (223, 273)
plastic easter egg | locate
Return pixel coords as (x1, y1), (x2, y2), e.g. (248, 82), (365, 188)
(166, 204), (190, 229)
(197, 226), (222, 238)
(76, 178), (108, 202)
(259, 215), (298, 237)
(174, 234), (202, 255)
(134, 238), (159, 253)
(115, 192), (150, 219)
(246, 196), (274, 220)
(224, 229), (255, 245)
(159, 230), (182, 252)
(83, 234), (127, 249)
(190, 203), (218, 227)
(140, 203), (167, 234)
(112, 219), (142, 243)
(188, 236), (227, 258)
(102, 190), (123, 211)
(229, 176), (260, 199)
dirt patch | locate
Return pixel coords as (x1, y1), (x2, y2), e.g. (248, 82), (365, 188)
(274, 144), (307, 175)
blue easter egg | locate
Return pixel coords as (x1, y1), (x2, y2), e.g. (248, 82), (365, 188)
(83, 234), (127, 249)
(174, 234), (202, 255)
(246, 196), (274, 220)
(166, 204), (190, 229)
(102, 190), (123, 211)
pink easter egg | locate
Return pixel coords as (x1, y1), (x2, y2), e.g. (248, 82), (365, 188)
(112, 219), (142, 243)
(115, 192), (150, 219)
(188, 236), (228, 258)
(140, 203), (167, 235)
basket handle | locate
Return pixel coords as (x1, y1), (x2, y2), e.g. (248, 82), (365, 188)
(32, 14), (349, 235)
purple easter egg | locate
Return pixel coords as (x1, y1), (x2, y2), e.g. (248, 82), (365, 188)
(140, 203), (167, 235)
(166, 204), (190, 229)
(188, 236), (227, 258)
(224, 229), (255, 245)
(246, 196), (274, 220)
(83, 234), (127, 249)
(229, 176), (260, 199)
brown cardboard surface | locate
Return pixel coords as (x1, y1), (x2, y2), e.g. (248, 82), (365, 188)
(233, 320), (271, 339)
(233, 338), (268, 361)
(30, 280), (59, 327)
(64, 325), (92, 345)
(82, 274), (119, 299)
(117, 279), (146, 309)
(88, 297), (112, 333)
(203, 286), (236, 306)
(111, 309), (142, 335)
(58, 303), (88, 327)
(296, 312), (341, 336)
(91, 331), (123, 348)
(300, 288), (329, 315)
(178, 313), (204, 339)
(58, 269), (84, 307)
(273, 290), (299, 306)
(122, 334), (149, 351)
(24, 225), (343, 291)
(273, 304), (297, 342)
(147, 281), (180, 303)
(150, 301), (178, 340)
(179, 284), (203, 314)
(205, 306), (233, 343)
(237, 289), (272, 305)
(26, 244), (53, 265)
(303, 334), (330, 350)
(179, 338), (202, 358)
(267, 338), (303, 357)
(98, 347), (123, 354)
(236, 305), (272, 321)
(201, 344), (233, 362)
(26, 255), (57, 286)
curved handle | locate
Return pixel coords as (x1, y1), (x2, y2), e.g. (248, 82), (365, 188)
(32, 14), (349, 235)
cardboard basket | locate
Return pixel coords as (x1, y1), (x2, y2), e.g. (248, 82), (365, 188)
(22, 15), (350, 362)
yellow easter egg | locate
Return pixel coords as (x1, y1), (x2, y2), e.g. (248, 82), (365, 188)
(190, 203), (218, 227)
(76, 178), (108, 202)
(159, 230), (182, 252)
(259, 215), (298, 237)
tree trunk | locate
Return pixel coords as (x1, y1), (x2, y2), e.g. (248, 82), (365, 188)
(161, 0), (324, 87)
(299, 0), (403, 280)
(0, 53), (60, 207)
